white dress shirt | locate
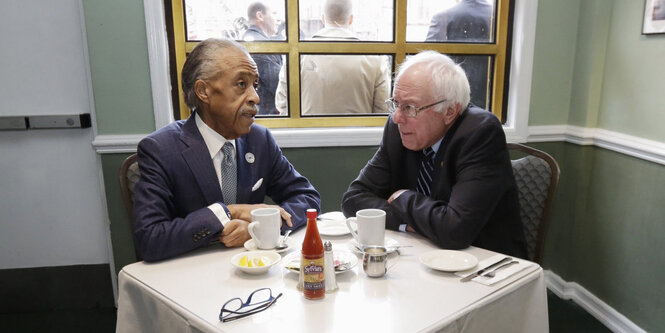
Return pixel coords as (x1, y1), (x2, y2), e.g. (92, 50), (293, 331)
(195, 113), (235, 226)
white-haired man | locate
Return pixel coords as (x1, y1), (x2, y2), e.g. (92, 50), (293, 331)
(342, 51), (527, 258)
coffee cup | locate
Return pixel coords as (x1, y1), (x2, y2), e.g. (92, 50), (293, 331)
(346, 208), (385, 248)
(362, 246), (390, 278)
(248, 208), (280, 249)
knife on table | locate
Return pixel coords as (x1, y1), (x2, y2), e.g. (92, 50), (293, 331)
(460, 256), (512, 282)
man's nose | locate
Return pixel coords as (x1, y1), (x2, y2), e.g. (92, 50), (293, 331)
(248, 85), (260, 104)
(392, 107), (405, 124)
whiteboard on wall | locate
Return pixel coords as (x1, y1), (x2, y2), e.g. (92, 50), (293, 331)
(0, 0), (92, 117)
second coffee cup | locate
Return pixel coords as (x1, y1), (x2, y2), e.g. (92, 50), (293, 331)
(248, 207), (281, 249)
(346, 208), (386, 248)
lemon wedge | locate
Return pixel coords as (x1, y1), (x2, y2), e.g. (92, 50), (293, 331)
(238, 255), (249, 267)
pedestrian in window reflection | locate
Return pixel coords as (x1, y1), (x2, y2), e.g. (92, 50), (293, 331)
(275, 0), (391, 115)
(133, 39), (320, 262)
(242, 2), (283, 115)
(342, 51), (527, 259)
(426, 0), (492, 109)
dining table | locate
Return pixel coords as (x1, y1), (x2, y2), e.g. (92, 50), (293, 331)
(115, 224), (548, 332)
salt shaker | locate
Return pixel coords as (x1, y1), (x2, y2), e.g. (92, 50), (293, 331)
(324, 241), (338, 293)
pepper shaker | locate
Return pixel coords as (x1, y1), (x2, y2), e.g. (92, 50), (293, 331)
(324, 241), (338, 293)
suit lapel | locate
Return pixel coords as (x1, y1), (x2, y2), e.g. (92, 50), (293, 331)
(179, 114), (223, 204)
(430, 108), (467, 196)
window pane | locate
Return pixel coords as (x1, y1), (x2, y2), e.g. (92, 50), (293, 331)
(251, 53), (287, 117)
(184, 0), (286, 41)
(299, 0), (394, 41)
(450, 54), (492, 110)
(406, 0), (495, 43)
(295, 54), (393, 116)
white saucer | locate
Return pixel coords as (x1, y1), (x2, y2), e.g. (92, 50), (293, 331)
(243, 237), (296, 253)
(282, 250), (358, 274)
(347, 237), (400, 254)
(319, 219), (355, 236)
(419, 250), (478, 272)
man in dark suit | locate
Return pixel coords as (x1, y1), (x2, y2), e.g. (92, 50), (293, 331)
(242, 2), (283, 115)
(133, 38), (320, 262)
(342, 51), (526, 258)
(426, 0), (493, 109)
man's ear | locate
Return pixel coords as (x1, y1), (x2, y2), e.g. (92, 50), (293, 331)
(194, 80), (209, 104)
(443, 104), (462, 126)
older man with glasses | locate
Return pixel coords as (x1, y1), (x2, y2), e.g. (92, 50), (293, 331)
(342, 51), (527, 259)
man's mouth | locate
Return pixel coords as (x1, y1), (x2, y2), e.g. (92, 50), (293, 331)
(240, 109), (257, 119)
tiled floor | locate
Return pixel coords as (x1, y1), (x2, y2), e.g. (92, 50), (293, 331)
(0, 291), (611, 332)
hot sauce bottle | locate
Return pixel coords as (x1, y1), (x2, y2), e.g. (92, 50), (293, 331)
(301, 208), (325, 300)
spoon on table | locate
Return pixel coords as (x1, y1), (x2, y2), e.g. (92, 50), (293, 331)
(274, 230), (292, 250)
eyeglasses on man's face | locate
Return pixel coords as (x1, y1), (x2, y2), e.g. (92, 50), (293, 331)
(219, 288), (282, 323)
(385, 98), (447, 118)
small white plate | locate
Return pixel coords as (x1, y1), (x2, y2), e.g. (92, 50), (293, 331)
(347, 237), (400, 254)
(419, 250), (478, 272)
(231, 251), (281, 275)
(282, 250), (358, 274)
(243, 237), (296, 253)
(319, 219), (355, 236)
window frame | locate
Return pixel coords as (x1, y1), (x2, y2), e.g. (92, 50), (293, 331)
(142, 0), (536, 147)
(170, 0), (510, 127)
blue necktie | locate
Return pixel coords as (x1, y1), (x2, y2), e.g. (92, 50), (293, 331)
(221, 142), (237, 204)
(417, 147), (435, 196)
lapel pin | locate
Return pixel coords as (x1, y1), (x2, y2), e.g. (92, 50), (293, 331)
(245, 152), (255, 163)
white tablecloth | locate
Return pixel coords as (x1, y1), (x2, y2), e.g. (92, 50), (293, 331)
(116, 230), (548, 332)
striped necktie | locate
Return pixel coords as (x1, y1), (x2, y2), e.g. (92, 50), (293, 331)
(221, 142), (237, 204)
(416, 147), (435, 196)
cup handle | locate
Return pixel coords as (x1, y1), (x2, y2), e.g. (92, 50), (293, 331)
(247, 221), (260, 247)
(346, 217), (360, 244)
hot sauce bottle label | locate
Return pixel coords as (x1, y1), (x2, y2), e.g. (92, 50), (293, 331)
(303, 257), (325, 292)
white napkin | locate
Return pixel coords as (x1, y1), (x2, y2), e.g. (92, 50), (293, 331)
(455, 254), (535, 286)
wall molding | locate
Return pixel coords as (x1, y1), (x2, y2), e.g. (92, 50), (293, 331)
(529, 125), (665, 166)
(545, 270), (645, 333)
(93, 126), (665, 168)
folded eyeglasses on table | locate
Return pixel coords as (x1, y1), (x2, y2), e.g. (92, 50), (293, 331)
(219, 287), (283, 323)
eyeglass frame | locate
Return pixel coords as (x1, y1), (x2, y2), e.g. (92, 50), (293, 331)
(385, 98), (447, 118)
(219, 287), (283, 323)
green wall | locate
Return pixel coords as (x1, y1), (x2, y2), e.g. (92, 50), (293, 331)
(598, 0), (665, 141)
(82, 0), (155, 134)
(528, 0), (581, 126)
(535, 142), (665, 332)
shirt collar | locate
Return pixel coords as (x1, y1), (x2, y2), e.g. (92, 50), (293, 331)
(429, 137), (444, 156)
(195, 112), (234, 159)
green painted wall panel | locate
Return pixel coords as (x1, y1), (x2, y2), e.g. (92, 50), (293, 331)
(568, 0), (612, 127)
(528, 0), (581, 126)
(82, 0), (155, 135)
(534, 143), (665, 332)
(597, 0), (665, 142)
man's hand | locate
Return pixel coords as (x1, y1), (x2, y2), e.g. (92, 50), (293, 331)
(227, 204), (293, 227)
(219, 219), (251, 247)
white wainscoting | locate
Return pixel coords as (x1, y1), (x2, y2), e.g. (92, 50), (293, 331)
(94, 125), (665, 169)
(529, 125), (665, 166)
(545, 270), (645, 333)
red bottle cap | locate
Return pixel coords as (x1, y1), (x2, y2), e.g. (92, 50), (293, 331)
(306, 209), (317, 219)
